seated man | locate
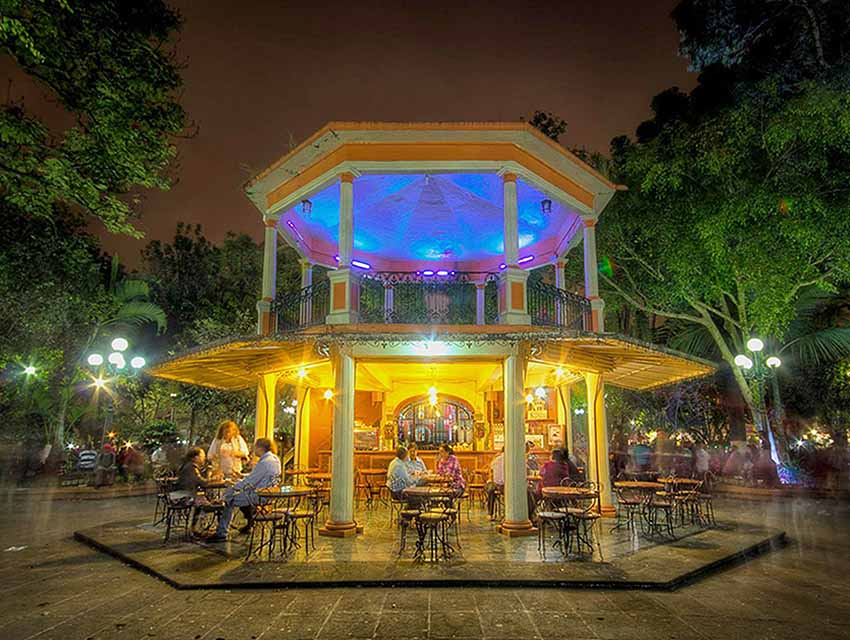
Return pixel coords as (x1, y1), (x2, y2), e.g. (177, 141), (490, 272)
(485, 447), (505, 520)
(386, 446), (418, 501)
(208, 438), (280, 542)
(404, 444), (428, 478)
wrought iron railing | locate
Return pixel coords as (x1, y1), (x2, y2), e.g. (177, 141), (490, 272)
(527, 281), (591, 330)
(360, 271), (499, 325)
(273, 279), (329, 330)
(273, 272), (591, 330)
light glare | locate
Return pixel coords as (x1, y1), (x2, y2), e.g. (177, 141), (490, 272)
(746, 337), (764, 352)
(87, 353), (103, 366)
(111, 337), (129, 352)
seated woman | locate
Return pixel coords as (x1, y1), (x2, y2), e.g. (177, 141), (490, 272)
(177, 447), (211, 497)
(177, 447), (214, 532)
(534, 448), (572, 500)
(436, 443), (466, 497)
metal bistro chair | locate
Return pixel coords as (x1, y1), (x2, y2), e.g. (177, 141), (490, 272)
(415, 511), (452, 562)
(562, 480), (603, 559)
(611, 485), (643, 533)
(162, 491), (194, 542)
(284, 490), (318, 553)
(153, 475), (177, 525)
(240, 482), (287, 560)
(537, 496), (569, 559)
(426, 493), (462, 551)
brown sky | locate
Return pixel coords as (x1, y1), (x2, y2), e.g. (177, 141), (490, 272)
(92, 0), (695, 264)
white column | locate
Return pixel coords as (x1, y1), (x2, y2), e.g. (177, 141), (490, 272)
(257, 217), (278, 335)
(503, 174), (519, 267)
(554, 259), (566, 290)
(498, 173), (530, 325)
(327, 173), (359, 324)
(338, 173), (354, 267)
(383, 283), (394, 322)
(475, 282), (486, 325)
(584, 372), (614, 516)
(500, 346), (534, 536)
(582, 218), (605, 332)
(320, 348), (359, 537)
(300, 259), (313, 325)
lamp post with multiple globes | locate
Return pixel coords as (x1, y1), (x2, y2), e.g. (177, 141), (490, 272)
(733, 337), (785, 463)
(86, 337), (146, 447)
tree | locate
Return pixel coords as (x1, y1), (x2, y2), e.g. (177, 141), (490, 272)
(1, 0), (188, 235)
(673, 0), (850, 83)
(598, 67), (850, 448)
(524, 111), (568, 142)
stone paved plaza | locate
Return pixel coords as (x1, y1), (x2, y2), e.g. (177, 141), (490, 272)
(1, 491), (849, 639)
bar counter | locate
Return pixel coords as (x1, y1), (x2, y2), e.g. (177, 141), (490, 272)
(317, 448), (551, 475)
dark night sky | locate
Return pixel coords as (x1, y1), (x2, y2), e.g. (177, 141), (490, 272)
(42, 0), (700, 263)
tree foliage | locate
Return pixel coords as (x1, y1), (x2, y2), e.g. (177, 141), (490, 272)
(1, 0), (188, 235)
(673, 0), (850, 82)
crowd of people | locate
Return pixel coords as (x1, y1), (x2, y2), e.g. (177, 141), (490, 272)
(610, 432), (784, 488)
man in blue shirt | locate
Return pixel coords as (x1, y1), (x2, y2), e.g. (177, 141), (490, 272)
(208, 438), (281, 542)
(386, 446), (419, 500)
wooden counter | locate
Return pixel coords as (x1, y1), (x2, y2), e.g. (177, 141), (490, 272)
(317, 449), (552, 475)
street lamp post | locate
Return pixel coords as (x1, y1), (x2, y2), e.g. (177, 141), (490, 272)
(86, 337), (146, 447)
(734, 337), (784, 464)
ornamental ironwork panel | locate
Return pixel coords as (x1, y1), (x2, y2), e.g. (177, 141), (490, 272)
(527, 281), (591, 330)
(273, 279), (329, 330)
(360, 271), (498, 325)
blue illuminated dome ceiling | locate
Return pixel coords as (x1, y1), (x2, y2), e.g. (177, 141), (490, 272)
(282, 173), (581, 269)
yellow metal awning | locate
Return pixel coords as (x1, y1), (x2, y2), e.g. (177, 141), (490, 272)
(147, 330), (714, 393)
(533, 335), (716, 391)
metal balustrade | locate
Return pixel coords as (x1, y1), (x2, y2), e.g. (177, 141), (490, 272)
(273, 272), (590, 330)
(274, 280), (329, 330)
(527, 280), (591, 330)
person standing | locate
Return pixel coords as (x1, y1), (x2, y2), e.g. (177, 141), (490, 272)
(208, 438), (281, 543)
(208, 421), (250, 478)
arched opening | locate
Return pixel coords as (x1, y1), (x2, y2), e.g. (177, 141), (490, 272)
(396, 396), (475, 449)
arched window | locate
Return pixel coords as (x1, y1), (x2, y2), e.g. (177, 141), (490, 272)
(397, 398), (474, 448)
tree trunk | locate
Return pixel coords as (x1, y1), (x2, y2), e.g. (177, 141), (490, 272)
(53, 390), (68, 447)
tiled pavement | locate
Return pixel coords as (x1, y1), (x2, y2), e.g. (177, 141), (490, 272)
(1, 490), (849, 639)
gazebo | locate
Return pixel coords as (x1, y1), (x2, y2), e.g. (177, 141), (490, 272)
(149, 122), (714, 538)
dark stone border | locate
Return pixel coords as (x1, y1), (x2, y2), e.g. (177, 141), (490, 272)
(73, 527), (786, 592)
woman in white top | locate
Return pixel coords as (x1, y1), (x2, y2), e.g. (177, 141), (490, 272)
(207, 421), (249, 477)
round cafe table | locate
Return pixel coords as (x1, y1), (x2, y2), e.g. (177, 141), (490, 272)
(403, 486), (456, 499)
(307, 472), (332, 483)
(614, 481), (664, 490)
(285, 468), (320, 485)
(421, 474), (451, 486)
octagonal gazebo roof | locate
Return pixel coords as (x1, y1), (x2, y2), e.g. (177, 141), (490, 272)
(245, 122), (625, 272)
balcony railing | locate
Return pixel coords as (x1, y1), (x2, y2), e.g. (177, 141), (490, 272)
(360, 271), (498, 325)
(527, 280), (591, 330)
(274, 280), (329, 331)
(273, 272), (591, 331)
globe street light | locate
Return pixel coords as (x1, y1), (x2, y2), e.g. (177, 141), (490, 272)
(87, 337), (145, 447)
(734, 337), (783, 464)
